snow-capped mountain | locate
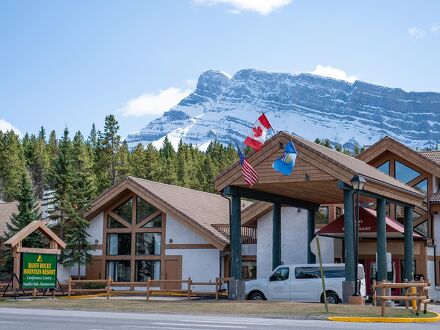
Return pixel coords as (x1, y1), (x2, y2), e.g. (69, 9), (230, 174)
(126, 69), (440, 150)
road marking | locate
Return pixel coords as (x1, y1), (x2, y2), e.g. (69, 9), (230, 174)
(153, 323), (247, 329)
(182, 320), (273, 326)
(120, 326), (185, 330)
(0, 321), (22, 324)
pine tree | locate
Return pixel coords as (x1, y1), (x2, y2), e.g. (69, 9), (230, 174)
(1, 172), (44, 277)
(94, 115), (121, 191)
(62, 217), (93, 280)
(48, 128), (94, 276)
(0, 131), (26, 201)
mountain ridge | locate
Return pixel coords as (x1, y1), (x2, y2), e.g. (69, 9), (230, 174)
(126, 69), (440, 151)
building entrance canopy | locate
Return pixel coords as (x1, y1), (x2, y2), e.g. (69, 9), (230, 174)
(215, 131), (426, 300)
(317, 207), (422, 238)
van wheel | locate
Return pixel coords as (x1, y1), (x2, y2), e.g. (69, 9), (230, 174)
(322, 291), (339, 304)
(248, 291), (265, 300)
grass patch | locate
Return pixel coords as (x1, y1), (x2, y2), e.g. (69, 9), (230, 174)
(0, 298), (437, 320)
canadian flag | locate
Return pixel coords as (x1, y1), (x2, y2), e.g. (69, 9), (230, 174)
(244, 114), (272, 151)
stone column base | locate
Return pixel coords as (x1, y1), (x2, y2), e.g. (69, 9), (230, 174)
(228, 279), (245, 300)
(342, 281), (355, 303)
(348, 295), (364, 305)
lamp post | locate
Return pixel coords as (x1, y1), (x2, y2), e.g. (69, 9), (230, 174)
(351, 175), (366, 296)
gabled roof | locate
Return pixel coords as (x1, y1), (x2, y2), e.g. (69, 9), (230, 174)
(215, 132), (425, 206)
(85, 177), (249, 250)
(357, 136), (440, 178)
(316, 207), (422, 239)
(420, 150), (440, 165)
(0, 202), (18, 238)
(4, 220), (66, 249)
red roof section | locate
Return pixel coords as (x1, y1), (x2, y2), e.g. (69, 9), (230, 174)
(317, 207), (421, 238)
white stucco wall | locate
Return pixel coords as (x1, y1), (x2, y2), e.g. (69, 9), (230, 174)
(256, 207), (335, 279)
(165, 215), (220, 292)
(86, 212), (103, 256)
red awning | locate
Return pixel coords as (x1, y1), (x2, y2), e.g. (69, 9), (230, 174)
(316, 207), (422, 238)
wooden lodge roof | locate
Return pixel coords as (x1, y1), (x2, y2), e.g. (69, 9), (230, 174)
(215, 132), (425, 207)
(85, 177), (252, 250)
(358, 136), (440, 178)
(419, 150), (440, 165)
(0, 202), (18, 238)
(4, 220), (66, 249)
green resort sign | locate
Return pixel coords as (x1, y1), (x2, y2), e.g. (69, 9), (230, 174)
(21, 253), (57, 289)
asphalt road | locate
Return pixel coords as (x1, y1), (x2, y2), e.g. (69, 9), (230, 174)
(0, 307), (439, 330)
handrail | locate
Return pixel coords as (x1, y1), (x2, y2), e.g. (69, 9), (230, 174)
(372, 280), (431, 316)
(67, 276), (229, 301)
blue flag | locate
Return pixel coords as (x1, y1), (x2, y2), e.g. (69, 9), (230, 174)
(272, 141), (297, 176)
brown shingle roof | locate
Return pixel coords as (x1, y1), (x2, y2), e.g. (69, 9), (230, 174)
(86, 177), (253, 249)
(129, 177), (232, 243)
(430, 192), (440, 203)
(0, 202), (17, 237)
(285, 133), (423, 196)
(420, 150), (440, 164)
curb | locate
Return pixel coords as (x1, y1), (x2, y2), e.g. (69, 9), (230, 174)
(328, 312), (440, 323)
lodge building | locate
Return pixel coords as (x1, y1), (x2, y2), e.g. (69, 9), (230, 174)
(0, 133), (440, 301)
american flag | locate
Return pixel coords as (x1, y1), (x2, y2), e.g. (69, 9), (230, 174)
(237, 146), (259, 187)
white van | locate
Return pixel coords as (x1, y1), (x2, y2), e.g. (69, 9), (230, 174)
(245, 263), (366, 304)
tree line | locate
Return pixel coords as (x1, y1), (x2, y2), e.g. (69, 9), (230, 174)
(0, 114), (238, 278)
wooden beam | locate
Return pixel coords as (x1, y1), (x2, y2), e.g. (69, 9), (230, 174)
(224, 186), (320, 211)
(17, 247), (62, 255)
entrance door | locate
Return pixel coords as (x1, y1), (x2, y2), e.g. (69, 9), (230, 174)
(164, 256), (181, 290)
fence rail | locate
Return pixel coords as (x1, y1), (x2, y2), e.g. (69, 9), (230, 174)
(67, 277), (233, 300)
(372, 280), (431, 316)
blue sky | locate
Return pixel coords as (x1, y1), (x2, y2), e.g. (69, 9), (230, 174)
(1, 0), (439, 138)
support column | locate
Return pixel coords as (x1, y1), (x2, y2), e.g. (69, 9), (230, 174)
(307, 209), (316, 264)
(376, 198), (387, 281)
(272, 202), (282, 270)
(229, 188), (244, 300)
(342, 188), (355, 302)
(404, 206), (414, 281)
(230, 191), (242, 280)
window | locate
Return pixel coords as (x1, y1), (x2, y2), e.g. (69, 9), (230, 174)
(395, 161), (421, 184)
(269, 267), (289, 281)
(113, 198), (133, 224)
(107, 233), (131, 255)
(376, 161), (390, 175)
(106, 260), (131, 282)
(136, 233), (161, 255)
(295, 266), (348, 279)
(107, 215), (127, 228)
(415, 221), (428, 237)
(142, 214), (162, 228)
(315, 206), (329, 224)
(136, 197), (158, 224)
(135, 260), (160, 282)
(242, 261), (256, 280)
(395, 205), (421, 223)
(295, 267), (320, 279)
(336, 207), (343, 218)
(414, 179), (428, 194)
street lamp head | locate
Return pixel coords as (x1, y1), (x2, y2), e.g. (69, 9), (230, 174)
(351, 175), (366, 191)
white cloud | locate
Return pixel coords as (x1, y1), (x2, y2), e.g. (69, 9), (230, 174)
(430, 23), (440, 34)
(194, 0), (292, 15)
(119, 87), (192, 117)
(310, 65), (358, 83)
(408, 27), (427, 39)
(0, 118), (21, 136)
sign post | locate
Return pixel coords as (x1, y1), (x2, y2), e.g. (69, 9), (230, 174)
(3, 220), (66, 297)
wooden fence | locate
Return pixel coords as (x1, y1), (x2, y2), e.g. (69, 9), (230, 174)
(67, 277), (233, 300)
(372, 280), (431, 316)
